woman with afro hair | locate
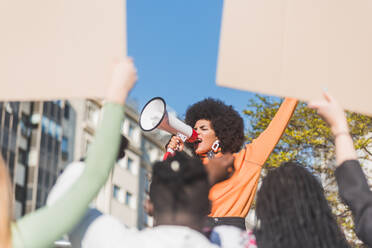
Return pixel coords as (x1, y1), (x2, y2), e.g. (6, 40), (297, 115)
(167, 97), (298, 230)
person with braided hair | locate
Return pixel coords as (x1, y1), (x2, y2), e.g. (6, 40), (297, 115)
(309, 92), (372, 246)
(254, 161), (350, 248)
(167, 97), (298, 229)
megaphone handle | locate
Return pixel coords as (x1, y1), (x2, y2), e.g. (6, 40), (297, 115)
(163, 133), (187, 161)
(163, 147), (175, 161)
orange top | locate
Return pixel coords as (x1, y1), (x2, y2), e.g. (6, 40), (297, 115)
(204, 98), (298, 217)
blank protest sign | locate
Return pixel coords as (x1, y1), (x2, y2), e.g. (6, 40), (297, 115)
(217, 0), (372, 115)
(0, 0), (126, 101)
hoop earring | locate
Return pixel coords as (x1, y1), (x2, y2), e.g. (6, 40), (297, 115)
(211, 140), (220, 153)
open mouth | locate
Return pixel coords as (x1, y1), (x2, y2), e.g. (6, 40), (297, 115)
(194, 139), (202, 148)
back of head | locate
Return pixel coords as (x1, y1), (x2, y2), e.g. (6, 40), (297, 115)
(0, 155), (12, 248)
(185, 98), (244, 153)
(254, 162), (349, 248)
(79, 135), (128, 162)
(149, 152), (210, 221)
(117, 135), (129, 161)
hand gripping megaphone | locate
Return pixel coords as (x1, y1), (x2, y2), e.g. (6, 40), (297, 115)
(139, 97), (198, 160)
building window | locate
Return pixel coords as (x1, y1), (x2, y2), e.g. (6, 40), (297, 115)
(128, 122), (135, 139)
(127, 158), (133, 172)
(47, 135), (53, 152)
(15, 184), (26, 203)
(4, 111), (10, 128)
(8, 151), (15, 179)
(40, 134), (46, 151)
(125, 192), (132, 207)
(52, 102), (62, 125)
(36, 188), (42, 209)
(43, 101), (52, 117)
(2, 131), (9, 150)
(48, 120), (56, 136)
(18, 148), (28, 165)
(41, 117), (49, 134)
(144, 175), (150, 193)
(55, 100), (62, 107)
(2, 147), (8, 161)
(20, 114), (31, 138)
(85, 101), (100, 128)
(62, 137), (68, 160)
(44, 170), (50, 187)
(113, 185), (124, 204)
(37, 168), (44, 187)
(64, 102), (70, 119)
(9, 102), (19, 115)
(118, 156), (137, 174)
(12, 115), (18, 133)
(55, 125), (62, 140)
(113, 185), (119, 197)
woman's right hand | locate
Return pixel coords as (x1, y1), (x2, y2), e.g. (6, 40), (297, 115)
(308, 92), (349, 136)
(106, 57), (138, 105)
(167, 135), (185, 152)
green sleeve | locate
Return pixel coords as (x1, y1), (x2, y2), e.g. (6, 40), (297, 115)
(12, 102), (124, 248)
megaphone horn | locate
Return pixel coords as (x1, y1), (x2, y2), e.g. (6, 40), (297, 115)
(139, 97), (198, 160)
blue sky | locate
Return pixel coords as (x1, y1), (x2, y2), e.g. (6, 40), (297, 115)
(126, 0), (256, 121)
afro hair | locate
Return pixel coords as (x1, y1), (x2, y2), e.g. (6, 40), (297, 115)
(185, 98), (244, 154)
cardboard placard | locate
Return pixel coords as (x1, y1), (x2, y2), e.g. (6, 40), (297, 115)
(217, 0), (372, 115)
(0, 0), (126, 101)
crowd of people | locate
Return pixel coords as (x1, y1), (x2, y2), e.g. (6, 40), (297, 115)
(0, 57), (371, 248)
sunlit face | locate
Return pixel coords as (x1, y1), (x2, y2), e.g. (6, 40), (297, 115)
(193, 119), (218, 155)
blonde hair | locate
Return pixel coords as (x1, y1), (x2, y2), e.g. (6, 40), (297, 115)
(0, 155), (12, 248)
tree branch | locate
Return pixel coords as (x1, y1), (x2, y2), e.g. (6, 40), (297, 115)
(363, 147), (372, 157)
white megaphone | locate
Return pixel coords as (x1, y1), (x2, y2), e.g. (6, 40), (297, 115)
(139, 97), (198, 160)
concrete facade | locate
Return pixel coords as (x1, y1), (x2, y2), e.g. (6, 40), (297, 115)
(71, 99), (168, 229)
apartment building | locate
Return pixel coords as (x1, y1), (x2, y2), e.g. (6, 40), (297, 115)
(1, 97), (168, 232)
(0, 100), (75, 218)
(0, 102), (30, 218)
(70, 99), (168, 230)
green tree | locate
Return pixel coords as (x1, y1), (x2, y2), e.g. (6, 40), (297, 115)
(244, 95), (372, 247)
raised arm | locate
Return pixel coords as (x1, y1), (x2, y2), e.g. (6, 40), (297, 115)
(12, 58), (137, 248)
(308, 92), (356, 164)
(309, 92), (372, 246)
(248, 97), (298, 165)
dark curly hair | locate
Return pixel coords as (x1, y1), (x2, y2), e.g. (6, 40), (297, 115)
(254, 162), (350, 248)
(150, 152), (210, 218)
(185, 98), (244, 153)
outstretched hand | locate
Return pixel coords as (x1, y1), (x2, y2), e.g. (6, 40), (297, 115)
(106, 57), (138, 105)
(308, 92), (349, 136)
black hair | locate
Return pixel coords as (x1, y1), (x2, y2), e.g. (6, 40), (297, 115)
(117, 135), (129, 160)
(185, 98), (244, 153)
(254, 162), (350, 248)
(79, 135), (128, 162)
(149, 152), (210, 218)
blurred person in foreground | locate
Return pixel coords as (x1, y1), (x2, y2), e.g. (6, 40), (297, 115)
(254, 160), (350, 248)
(309, 92), (372, 246)
(252, 92), (361, 248)
(0, 57), (137, 248)
(47, 152), (256, 248)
